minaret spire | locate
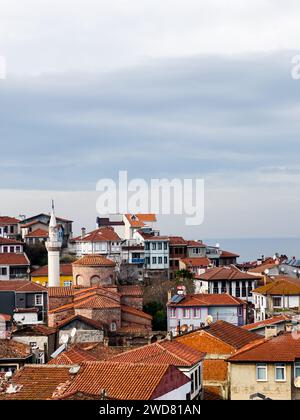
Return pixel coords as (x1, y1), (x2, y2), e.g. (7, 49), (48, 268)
(46, 200), (62, 287)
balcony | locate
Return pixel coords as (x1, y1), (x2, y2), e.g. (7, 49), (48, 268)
(131, 258), (145, 264)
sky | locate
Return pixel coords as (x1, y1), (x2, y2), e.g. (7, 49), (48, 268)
(1, 0), (300, 238)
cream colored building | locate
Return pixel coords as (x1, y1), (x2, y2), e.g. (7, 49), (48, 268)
(228, 332), (300, 400)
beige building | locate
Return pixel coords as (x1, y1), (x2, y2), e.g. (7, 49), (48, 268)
(228, 332), (300, 400)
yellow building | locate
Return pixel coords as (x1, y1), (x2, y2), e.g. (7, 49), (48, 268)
(31, 264), (73, 287)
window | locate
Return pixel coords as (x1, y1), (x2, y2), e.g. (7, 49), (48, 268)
(273, 297), (282, 308)
(158, 242), (162, 250)
(10, 226), (14, 234)
(146, 257), (150, 265)
(16, 246), (21, 252)
(238, 307), (243, 316)
(256, 363), (267, 382)
(183, 309), (190, 318)
(158, 257), (162, 264)
(0, 268), (7, 276)
(236, 283), (241, 297)
(3, 247), (8, 253)
(164, 257), (168, 264)
(145, 243), (150, 250)
(35, 294), (43, 306)
(195, 369), (198, 389)
(29, 342), (37, 348)
(9, 247), (14, 253)
(64, 281), (72, 287)
(295, 362), (300, 378)
(191, 372), (194, 394)
(170, 308), (176, 318)
(152, 257), (157, 265)
(152, 243), (156, 250)
(193, 308), (201, 318)
(110, 321), (117, 332)
(275, 363), (286, 382)
(164, 242), (168, 250)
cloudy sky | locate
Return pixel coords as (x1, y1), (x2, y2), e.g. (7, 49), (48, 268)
(1, 0), (300, 238)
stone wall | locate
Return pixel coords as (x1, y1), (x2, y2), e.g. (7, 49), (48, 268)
(73, 265), (115, 288)
(121, 295), (143, 310)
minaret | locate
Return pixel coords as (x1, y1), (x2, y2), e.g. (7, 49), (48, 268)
(46, 201), (62, 287)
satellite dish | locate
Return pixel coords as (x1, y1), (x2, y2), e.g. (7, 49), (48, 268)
(61, 334), (69, 345)
(264, 269), (270, 275)
(294, 377), (300, 388)
(206, 315), (213, 325)
(70, 328), (77, 338)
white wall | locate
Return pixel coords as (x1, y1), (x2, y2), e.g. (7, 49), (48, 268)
(155, 382), (190, 400)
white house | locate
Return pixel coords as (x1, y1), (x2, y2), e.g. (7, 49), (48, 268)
(134, 230), (169, 270)
(73, 227), (122, 263)
(252, 276), (300, 322)
(0, 237), (24, 254)
(0, 216), (20, 239)
(123, 214), (157, 240)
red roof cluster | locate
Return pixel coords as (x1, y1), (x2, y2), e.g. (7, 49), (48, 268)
(0, 253), (30, 266)
(168, 293), (245, 308)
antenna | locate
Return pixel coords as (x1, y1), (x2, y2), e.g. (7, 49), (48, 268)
(61, 334), (69, 345)
(70, 328), (77, 339)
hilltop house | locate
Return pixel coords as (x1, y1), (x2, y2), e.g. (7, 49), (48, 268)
(0, 217), (20, 240)
(0, 253), (30, 281)
(0, 237), (24, 254)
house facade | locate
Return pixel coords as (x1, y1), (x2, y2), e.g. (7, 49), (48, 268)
(0, 253), (30, 281)
(228, 332), (300, 400)
(0, 217), (20, 240)
(167, 292), (247, 334)
(0, 237), (24, 254)
(0, 281), (48, 325)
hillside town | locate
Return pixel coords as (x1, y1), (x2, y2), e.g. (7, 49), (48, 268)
(0, 206), (300, 401)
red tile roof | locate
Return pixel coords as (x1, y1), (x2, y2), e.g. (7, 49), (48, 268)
(0, 217), (20, 226)
(0, 237), (23, 245)
(74, 227), (121, 243)
(0, 339), (32, 359)
(202, 320), (261, 349)
(198, 265), (260, 282)
(25, 229), (48, 238)
(169, 236), (187, 245)
(12, 325), (57, 336)
(48, 286), (74, 297)
(0, 253), (30, 266)
(74, 293), (120, 310)
(121, 305), (152, 320)
(0, 365), (74, 400)
(119, 285), (143, 297)
(125, 214), (157, 227)
(48, 347), (99, 365)
(220, 251), (240, 258)
(58, 362), (189, 400)
(252, 277), (300, 296)
(32, 264), (73, 278)
(168, 293), (246, 308)
(228, 332), (300, 362)
(0, 280), (46, 293)
(110, 339), (205, 367)
(242, 315), (291, 331)
(55, 315), (105, 330)
(181, 257), (211, 267)
(73, 255), (116, 267)
(187, 240), (206, 247)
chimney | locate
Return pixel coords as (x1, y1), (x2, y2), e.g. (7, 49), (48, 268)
(81, 227), (86, 239)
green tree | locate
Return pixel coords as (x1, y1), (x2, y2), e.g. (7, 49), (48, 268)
(25, 243), (48, 266)
(143, 301), (167, 331)
(175, 269), (195, 294)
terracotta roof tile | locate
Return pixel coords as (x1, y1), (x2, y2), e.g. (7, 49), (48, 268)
(32, 264), (73, 278)
(228, 332), (300, 362)
(0, 366), (73, 400)
(0, 237), (23, 245)
(0, 253), (30, 266)
(55, 314), (105, 330)
(58, 361), (188, 400)
(198, 265), (260, 282)
(181, 257), (211, 267)
(48, 347), (99, 365)
(168, 236), (188, 245)
(168, 293), (246, 307)
(121, 305), (152, 320)
(0, 216), (20, 225)
(110, 339), (205, 367)
(74, 227), (121, 243)
(243, 315), (291, 331)
(0, 339), (32, 359)
(252, 277), (300, 296)
(25, 229), (48, 238)
(48, 286), (74, 297)
(220, 251), (240, 258)
(125, 214), (156, 227)
(73, 255), (116, 267)
(119, 285), (143, 297)
(0, 280), (46, 293)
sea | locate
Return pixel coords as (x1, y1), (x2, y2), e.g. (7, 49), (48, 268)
(203, 238), (300, 263)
